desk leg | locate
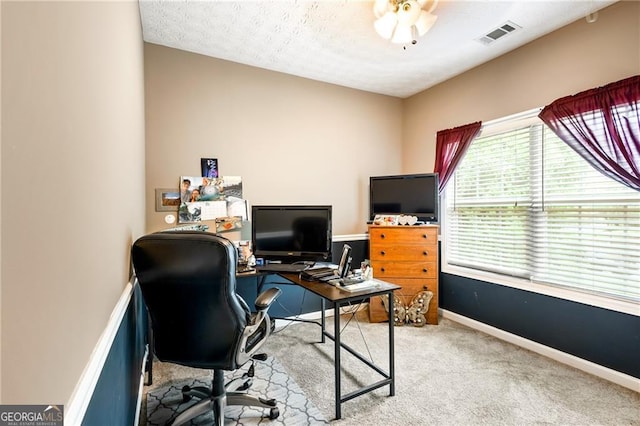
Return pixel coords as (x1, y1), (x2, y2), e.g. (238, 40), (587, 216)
(334, 301), (341, 420)
(321, 298), (326, 343)
(388, 290), (395, 396)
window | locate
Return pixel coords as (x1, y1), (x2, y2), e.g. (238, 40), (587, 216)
(443, 110), (640, 305)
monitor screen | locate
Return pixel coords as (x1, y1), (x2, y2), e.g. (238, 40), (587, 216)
(251, 205), (332, 262)
(369, 173), (439, 223)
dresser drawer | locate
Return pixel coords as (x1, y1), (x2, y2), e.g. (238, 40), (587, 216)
(372, 261), (437, 279)
(369, 226), (438, 246)
(383, 277), (438, 295)
(369, 244), (437, 261)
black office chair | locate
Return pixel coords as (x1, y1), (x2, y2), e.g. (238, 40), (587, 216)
(131, 231), (282, 426)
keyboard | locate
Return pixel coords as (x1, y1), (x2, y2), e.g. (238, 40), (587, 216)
(306, 267), (335, 275)
(255, 263), (309, 273)
(301, 266), (338, 281)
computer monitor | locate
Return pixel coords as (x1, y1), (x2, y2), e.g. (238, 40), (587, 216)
(369, 173), (440, 223)
(336, 244), (352, 278)
(251, 205), (332, 263)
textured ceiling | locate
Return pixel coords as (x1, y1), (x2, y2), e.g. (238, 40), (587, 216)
(139, 0), (618, 98)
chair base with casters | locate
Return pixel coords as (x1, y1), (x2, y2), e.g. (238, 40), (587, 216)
(174, 362), (279, 426)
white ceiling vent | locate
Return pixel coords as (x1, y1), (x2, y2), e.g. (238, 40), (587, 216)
(476, 21), (521, 45)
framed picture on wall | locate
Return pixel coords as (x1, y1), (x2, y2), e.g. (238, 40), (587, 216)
(155, 188), (180, 212)
(201, 158), (219, 178)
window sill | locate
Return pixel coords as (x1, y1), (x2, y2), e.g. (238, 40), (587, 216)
(441, 264), (640, 317)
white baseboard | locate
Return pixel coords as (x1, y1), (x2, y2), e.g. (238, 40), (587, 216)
(65, 280), (135, 425)
(133, 344), (149, 426)
(442, 309), (640, 393)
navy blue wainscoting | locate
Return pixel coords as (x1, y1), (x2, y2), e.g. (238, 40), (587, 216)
(440, 272), (640, 379)
(81, 284), (148, 425)
(237, 274), (323, 319)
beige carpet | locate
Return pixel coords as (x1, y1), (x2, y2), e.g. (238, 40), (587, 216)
(142, 313), (640, 425)
(262, 314), (640, 425)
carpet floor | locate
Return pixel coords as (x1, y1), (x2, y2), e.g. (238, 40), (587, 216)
(144, 356), (328, 425)
(263, 314), (640, 425)
(141, 314), (640, 425)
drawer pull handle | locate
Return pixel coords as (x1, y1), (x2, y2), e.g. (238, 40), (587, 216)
(381, 233), (386, 239)
(423, 251), (428, 256)
(381, 267), (386, 273)
(381, 250), (386, 256)
(422, 234), (428, 239)
(422, 268), (428, 273)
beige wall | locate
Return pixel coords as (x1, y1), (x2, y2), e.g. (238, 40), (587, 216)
(1, 1), (146, 404)
(403, 1), (640, 173)
(144, 2), (639, 237)
(144, 44), (403, 236)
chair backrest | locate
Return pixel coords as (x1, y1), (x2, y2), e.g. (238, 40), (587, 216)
(131, 231), (248, 370)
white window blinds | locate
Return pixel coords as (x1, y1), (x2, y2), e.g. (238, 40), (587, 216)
(444, 114), (640, 302)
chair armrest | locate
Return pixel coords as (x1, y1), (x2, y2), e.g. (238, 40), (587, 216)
(236, 287), (282, 366)
(255, 287), (282, 311)
(249, 287), (281, 328)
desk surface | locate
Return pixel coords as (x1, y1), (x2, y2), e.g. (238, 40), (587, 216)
(237, 269), (400, 301)
(278, 273), (400, 302)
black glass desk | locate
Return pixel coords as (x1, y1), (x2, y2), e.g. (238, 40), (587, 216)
(273, 273), (400, 420)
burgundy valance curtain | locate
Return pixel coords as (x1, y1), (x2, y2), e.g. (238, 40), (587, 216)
(434, 121), (482, 193)
(539, 75), (640, 191)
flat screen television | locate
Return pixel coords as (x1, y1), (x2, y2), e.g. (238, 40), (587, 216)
(251, 205), (332, 263)
(369, 173), (440, 223)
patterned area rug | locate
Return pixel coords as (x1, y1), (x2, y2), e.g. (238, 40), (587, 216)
(146, 357), (328, 425)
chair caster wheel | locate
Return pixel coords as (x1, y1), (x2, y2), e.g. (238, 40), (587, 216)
(237, 379), (252, 391)
(181, 385), (192, 402)
(269, 407), (279, 420)
(259, 397), (277, 407)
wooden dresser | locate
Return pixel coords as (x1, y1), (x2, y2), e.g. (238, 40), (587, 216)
(368, 225), (439, 325)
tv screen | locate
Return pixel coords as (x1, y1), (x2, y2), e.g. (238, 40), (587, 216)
(369, 173), (439, 223)
(251, 205), (332, 262)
